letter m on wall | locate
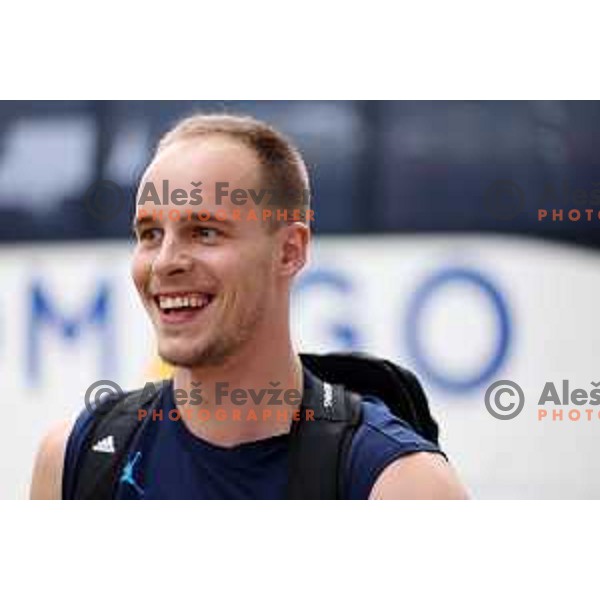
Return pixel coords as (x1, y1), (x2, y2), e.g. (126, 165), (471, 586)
(27, 280), (114, 383)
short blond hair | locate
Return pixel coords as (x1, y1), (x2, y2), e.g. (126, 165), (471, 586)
(157, 113), (311, 228)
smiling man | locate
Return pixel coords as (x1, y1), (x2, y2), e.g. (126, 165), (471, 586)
(30, 114), (468, 500)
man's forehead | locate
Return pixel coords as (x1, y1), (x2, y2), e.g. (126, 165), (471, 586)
(143, 136), (262, 187)
(134, 137), (272, 222)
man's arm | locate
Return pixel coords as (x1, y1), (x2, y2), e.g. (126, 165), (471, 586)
(29, 420), (72, 500)
(369, 452), (469, 499)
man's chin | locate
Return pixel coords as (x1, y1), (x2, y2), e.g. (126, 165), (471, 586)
(158, 343), (230, 369)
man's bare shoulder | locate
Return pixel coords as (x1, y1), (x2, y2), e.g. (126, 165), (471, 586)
(369, 452), (470, 500)
(29, 420), (73, 500)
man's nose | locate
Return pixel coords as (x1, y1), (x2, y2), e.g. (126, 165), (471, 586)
(152, 237), (193, 277)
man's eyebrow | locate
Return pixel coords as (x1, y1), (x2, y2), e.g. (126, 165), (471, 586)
(131, 211), (237, 232)
(131, 215), (157, 233)
(189, 213), (235, 229)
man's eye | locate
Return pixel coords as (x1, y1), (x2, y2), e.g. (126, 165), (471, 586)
(193, 227), (220, 242)
(139, 228), (163, 243)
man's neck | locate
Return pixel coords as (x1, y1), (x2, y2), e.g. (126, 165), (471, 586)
(172, 338), (304, 447)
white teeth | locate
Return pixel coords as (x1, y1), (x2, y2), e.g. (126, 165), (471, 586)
(158, 294), (211, 310)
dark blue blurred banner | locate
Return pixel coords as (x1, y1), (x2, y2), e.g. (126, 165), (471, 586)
(0, 100), (599, 246)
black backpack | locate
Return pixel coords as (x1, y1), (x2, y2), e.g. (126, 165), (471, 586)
(67, 352), (439, 500)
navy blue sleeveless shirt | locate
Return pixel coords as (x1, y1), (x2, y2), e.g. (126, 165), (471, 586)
(63, 368), (444, 499)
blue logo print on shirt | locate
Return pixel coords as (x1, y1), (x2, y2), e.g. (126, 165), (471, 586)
(120, 451), (144, 497)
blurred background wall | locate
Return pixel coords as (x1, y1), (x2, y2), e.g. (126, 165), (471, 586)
(2, 100), (599, 498)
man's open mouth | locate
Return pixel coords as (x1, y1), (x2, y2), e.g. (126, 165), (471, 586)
(154, 292), (215, 316)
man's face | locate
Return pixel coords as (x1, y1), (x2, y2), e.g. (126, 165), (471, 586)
(131, 136), (301, 368)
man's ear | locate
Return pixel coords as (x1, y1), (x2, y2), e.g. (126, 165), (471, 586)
(276, 222), (310, 278)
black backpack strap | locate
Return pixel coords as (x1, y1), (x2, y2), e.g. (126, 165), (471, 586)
(286, 367), (362, 499)
(71, 381), (166, 499)
(289, 352), (440, 499)
(299, 352), (439, 444)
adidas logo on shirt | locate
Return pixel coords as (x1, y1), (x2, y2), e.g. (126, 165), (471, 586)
(92, 435), (115, 454)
